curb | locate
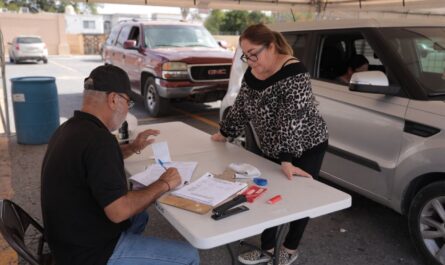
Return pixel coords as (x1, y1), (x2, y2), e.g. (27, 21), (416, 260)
(0, 136), (17, 264)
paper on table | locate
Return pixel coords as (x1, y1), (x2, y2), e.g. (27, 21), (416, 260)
(130, 161), (197, 190)
(171, 172), (248, 206)
(152, 141), (171, 163)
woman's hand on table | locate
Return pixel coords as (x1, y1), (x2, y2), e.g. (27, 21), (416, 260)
(281, 162), (312, 180)
(211, 132), (226, 142)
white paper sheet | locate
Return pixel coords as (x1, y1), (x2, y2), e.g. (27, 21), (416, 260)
(171, 172), (248, 206)
(130, 161), (197, 190)
(151, 141), (171, 163)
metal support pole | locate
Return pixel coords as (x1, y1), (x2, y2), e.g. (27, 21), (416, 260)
(290, 8), (296, 22)
(0, 29), (11, 136)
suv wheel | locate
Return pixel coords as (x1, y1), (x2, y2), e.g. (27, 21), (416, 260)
(143, 77), (169, 117)
(43, 57), (48, 64)
(408, 181), (445, 265)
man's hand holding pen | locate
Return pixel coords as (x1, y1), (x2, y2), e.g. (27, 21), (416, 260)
(157, 160), (181, 191)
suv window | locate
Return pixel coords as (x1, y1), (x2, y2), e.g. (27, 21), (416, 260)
(283, 33), (308, 61)
(381, 27), (445, 96)
(106, 26), (121, 45)
(143, 25), (219, 49)
(116, 25), (131, 48)
(128, 26), (140, 46)
(316, 32), (396, 85)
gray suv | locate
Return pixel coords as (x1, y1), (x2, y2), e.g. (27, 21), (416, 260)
(220, 19), (445, 265)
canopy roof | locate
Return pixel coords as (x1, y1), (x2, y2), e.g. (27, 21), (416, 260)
(74, 0), (444, 12)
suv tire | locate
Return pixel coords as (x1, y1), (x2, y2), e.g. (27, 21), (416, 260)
(143, 77), (169, 117)
(408, 181), (445, 265)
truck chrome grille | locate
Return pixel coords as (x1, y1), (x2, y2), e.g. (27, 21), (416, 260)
(189, 64), (231, 82)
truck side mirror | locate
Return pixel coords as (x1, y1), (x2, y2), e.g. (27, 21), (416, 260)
(123, 40), (137, 49)
(218, 40), (228, 49)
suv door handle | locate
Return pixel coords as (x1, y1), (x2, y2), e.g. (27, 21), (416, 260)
(122, 54), (126, 59)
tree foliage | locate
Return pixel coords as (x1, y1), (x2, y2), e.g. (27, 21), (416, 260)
(2, 0), (97, 14)
(204, 9), (225, 34)
(205, 9), (271, 35)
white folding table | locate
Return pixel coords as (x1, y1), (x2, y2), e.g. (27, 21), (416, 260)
(125, 122), (351, 265)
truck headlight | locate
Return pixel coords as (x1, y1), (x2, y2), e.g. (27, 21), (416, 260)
(162, 62), (189, 80)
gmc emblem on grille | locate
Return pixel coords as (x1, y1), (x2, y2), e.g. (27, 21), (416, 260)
(208, 69), (227, 75)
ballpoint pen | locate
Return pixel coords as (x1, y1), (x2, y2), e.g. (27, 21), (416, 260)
(157, 159), (167, 170)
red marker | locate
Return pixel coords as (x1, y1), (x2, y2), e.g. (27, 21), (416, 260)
(267, 195), (282, 204)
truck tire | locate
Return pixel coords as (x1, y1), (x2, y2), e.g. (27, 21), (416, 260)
(143, 77), (169, 117)
(408, 181), (445, 265)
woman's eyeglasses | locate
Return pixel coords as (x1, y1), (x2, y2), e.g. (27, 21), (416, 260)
(240, 46), (267, 63)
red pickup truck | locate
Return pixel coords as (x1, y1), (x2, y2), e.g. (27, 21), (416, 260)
(103, 20), (234, 116)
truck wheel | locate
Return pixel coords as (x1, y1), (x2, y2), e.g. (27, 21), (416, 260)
(143, 77), (169, 117)
(408, 181), (445, 265)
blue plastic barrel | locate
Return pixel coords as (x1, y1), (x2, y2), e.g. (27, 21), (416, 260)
(11, 76), (60, 144)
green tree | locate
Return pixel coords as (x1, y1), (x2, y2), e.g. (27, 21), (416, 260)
(205, 9), (272, 35)
(4, 0), (95, 14)
(247, 11), (271, 25)
(86, 3), (98, 15)
(204, 9), (225, 34)
(220, 10), (249, 34)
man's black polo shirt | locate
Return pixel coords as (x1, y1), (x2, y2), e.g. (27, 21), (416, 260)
(41, 111), (129, 265)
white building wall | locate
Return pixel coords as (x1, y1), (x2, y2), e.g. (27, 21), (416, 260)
(65, 15), (104, 34)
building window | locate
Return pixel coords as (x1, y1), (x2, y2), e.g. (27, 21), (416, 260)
(83, 20), (96, 30)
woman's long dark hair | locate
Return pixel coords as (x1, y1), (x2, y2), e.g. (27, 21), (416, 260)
(239, 23), (293, 56)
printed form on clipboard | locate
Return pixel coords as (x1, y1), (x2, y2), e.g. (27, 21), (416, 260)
(129, 161), (197, 190)
(171, 172), (248, 207)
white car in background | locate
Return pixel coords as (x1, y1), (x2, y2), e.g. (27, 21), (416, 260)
(8, 36), (48, 64)
(220, 19), (445, 265)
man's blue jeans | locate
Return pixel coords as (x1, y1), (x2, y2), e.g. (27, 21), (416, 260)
(107, 211), (200, 265)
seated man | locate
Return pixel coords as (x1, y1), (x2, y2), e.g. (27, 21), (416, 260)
(337, 54), (369, 84)
(41, 64), (199, 265)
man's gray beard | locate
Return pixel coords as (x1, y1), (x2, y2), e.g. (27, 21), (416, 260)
(110, 105), (127, 131)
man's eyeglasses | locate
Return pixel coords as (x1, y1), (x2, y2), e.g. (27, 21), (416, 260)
(240, 46), (267, 63)
(115, 93), (135, 109)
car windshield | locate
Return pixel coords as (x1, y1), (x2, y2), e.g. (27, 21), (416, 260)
(17, 37), (42, 44)
(144, 25), (219, 49)
(381, 27), (445, 97)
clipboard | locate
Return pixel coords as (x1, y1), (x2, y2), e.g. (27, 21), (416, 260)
(158, 194), (212, 214)
(157, 168), (238, 214)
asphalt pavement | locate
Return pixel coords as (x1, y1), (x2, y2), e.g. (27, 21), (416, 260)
(0, 56), (424, 265)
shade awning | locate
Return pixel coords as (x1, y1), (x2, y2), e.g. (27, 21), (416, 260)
(74, 0), (445, 12)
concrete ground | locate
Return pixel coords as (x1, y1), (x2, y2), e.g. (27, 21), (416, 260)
(0, 56), (425, 265)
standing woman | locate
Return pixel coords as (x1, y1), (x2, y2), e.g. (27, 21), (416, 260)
(211, 24), (329, 265)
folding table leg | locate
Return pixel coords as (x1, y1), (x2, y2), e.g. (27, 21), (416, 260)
(273, 223), (290, 265)
(226, 242), (239, 265)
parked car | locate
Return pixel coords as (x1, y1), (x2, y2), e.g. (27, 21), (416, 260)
(220, 18), (445, 265)
(8, 36), (48, 64)
(103, 19), (233, 116)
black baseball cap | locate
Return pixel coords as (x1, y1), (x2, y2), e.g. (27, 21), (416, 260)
(84, 64), (131, 96)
